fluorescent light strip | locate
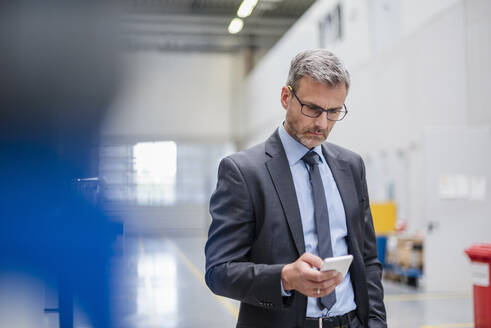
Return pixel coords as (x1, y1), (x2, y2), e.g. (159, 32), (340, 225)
(237, 0), (259, 18)
(228, 17), (244, 34)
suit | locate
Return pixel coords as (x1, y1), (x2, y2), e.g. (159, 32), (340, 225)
(205, 129), (387, 327)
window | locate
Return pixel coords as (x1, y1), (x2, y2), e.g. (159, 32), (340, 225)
(99, 141), (234, 206)
(320, 3), (343, 47)
(133, 141), (177, 205)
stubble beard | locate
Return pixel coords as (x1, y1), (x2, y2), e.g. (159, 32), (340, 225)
(284, 119), (328, 149)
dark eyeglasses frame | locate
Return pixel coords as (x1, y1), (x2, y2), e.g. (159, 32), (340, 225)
(288, 85), (348, 121)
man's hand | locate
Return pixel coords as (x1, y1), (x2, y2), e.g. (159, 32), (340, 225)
(281, 253), (343, 298)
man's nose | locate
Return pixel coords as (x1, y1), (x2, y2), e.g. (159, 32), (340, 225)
(313, 112), (329, 129)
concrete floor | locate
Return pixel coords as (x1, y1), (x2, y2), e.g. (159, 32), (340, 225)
(112, 236), (474, 328)
(0, 235), (474, 327)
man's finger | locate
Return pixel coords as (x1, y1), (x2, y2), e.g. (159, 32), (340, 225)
(306, 285), (336, 298)
(304, 275), (340, 290)
(303, 268), (326, 283)
(303, 278), (328, 290)
(300, 252), (323, 269)
(319, 278), (339, 290)
(318, 269), (339, 279)
(304, 269), (339, 283)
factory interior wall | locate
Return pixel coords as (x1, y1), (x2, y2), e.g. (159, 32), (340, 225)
(101, 51), (245, 234)
(102, 51), (245, 141)
(240, 0), (491, 292)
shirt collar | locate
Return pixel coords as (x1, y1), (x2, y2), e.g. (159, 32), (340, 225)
(278, 122), (324, 166)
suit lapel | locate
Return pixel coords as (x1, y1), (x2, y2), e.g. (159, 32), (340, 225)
(323, 144), (367, 317)
(322, 144), (360, 245)
(265, 131), (305, 255)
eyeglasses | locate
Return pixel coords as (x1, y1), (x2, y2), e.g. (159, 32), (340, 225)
(288, 85), (348, 121)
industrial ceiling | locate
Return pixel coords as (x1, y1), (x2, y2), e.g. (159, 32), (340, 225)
(121, 0), (317, 53)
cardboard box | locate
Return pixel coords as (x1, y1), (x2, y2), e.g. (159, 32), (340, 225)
(387, 236), (424, 269)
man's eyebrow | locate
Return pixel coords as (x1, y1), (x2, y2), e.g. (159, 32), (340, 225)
(305, 102), (344, 110)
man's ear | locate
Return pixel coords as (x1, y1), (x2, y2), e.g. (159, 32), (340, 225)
(280, 86), (291, 110)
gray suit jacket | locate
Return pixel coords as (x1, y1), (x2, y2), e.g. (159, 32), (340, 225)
(205, 130), (387, 328)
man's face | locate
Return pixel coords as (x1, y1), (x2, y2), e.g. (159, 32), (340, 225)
(281, 76), (347, 149)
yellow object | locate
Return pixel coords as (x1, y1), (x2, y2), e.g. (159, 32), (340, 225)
(370, 202), (396, 234)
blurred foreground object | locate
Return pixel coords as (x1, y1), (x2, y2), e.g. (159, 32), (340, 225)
(0, 0), (122, 327)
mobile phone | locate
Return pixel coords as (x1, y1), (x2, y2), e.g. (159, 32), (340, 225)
(320, 255), (353, 277)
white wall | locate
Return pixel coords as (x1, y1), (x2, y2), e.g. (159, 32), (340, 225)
(102, 51), (245, 233)
(241, 0), (477, 145)
(241, 0), (473, 224)
(466, 0), (491, 125)
(423, 126), (491, 292)
(103, 51), (245, 141)
(400, 0), (461, 37)
(240, 0), (491, 291)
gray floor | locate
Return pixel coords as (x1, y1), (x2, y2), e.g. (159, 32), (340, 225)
(113, 236), (474, 328)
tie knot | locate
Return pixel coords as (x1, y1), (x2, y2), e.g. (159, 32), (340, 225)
(302, 151), (321, 167)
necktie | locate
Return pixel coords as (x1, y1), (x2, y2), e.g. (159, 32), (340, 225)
(302, 151), (336, 311)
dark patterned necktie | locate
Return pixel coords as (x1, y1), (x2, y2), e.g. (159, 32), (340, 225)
(302, 151), (336, 311)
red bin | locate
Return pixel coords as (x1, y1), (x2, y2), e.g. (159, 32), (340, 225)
(465, 244), (491, 328)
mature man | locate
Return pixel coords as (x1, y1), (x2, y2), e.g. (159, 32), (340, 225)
(205, 49), (386, 328)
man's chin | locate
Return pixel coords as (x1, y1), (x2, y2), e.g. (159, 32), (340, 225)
(300, 135), (326, 149)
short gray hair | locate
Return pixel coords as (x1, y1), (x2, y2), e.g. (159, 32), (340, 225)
(286, 49), (350, 93)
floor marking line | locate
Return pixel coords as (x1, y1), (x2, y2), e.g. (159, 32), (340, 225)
(164, 237), (239, 319)
(385, 292), (471, 303)
(420, 323), (473, 328)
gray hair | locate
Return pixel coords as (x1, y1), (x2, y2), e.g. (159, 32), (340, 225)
(286, 49), (350, 93)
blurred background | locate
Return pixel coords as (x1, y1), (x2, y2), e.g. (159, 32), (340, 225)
(1, 0), (490, 327)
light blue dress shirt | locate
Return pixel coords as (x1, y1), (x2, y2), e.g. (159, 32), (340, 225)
(278, 123), (356, 317)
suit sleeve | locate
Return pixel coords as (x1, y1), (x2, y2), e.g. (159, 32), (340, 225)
(204, 156), (290, 311)
(358, 157), (387, 327)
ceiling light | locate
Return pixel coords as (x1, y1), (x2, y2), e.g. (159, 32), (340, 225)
(228, 18), (244, 34)
(237, 0), (259, 18)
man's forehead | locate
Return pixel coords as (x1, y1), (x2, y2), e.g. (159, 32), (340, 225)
(297, 76), (347, 94)
(297, 75), (346, 90)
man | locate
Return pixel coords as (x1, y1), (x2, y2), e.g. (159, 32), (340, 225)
(205, 49), (386, 328)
